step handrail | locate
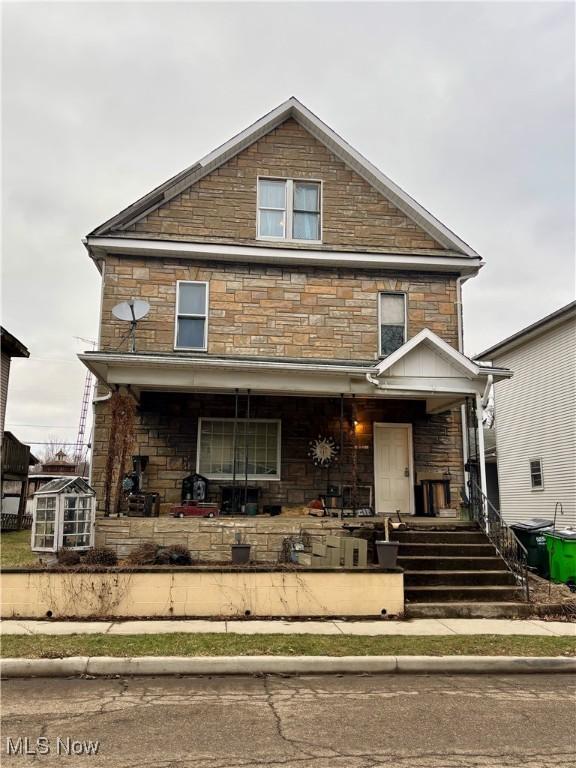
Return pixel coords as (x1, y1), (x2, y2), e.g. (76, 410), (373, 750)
(469, 479), (530, 602)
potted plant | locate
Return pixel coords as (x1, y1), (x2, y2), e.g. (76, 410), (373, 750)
(231, 532), (251, 564)
(375, 516), (399, 568)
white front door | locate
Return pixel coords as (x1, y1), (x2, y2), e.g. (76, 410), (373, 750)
(373, 423), (413, 515)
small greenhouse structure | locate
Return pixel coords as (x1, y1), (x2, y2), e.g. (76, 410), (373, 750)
(31, 476), (96, 553)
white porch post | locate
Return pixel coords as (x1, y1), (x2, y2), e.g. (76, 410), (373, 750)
(475, 393), (488, 501)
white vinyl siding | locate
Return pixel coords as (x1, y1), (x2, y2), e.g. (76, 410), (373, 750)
(492, 317), (576, 526)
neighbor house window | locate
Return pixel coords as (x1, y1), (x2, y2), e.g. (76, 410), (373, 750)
(197, 418), (281, 480)
(530, 459), (544, 490)
(379, 293), (406, 356)
(258, 178), (321, 241)
(175, 281), (208, 350)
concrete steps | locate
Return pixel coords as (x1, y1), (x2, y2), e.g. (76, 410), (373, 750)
(404, 570), (517, 587)
(393, 522), (528, 618)
(398, 556), (508, 571)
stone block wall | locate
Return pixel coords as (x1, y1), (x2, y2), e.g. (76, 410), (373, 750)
(91, 393), (464, 516)
(125, 118), (444, 254)
(100, 257), (459, 359)
(96, 516), (352, 563)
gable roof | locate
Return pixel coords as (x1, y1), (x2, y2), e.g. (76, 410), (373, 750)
(89, 97), (479, 259)
(476, 301), (576, 360)
(34, 476), (94, 495)
(374, 329), (482, 378)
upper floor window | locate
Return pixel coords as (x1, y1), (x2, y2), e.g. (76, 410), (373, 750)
(529, 458), (544, 490)
(175, 281), (208, 351)
(379, 293), (406, 356)
(257, 178), (321, 242)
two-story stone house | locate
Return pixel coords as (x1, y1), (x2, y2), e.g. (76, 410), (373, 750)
(80, 98), (510, 560)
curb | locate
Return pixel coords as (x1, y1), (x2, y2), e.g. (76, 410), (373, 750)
(1, 655), (575, 678)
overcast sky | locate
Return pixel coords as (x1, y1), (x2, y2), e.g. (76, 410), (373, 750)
(2, 1), (574, 455)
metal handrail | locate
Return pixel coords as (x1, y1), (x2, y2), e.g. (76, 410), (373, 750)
(469, 479), (530, 602)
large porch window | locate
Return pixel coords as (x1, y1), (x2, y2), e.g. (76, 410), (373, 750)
(197, 418), (281, 480)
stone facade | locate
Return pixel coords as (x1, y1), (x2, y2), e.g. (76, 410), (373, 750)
(91, 393), (464, 517)
(124, 118), (444, 255)
(90, 112), (468, 544)
(101, 257), (459, 359)
(96, 516), (351, 562)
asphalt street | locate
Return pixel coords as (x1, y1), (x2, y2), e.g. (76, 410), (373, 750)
(1, 674), (575, 767)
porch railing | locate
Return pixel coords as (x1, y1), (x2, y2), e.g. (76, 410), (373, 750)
(469, 479), (530, 602)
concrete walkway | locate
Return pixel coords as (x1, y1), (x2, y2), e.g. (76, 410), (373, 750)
(1, 618), (574, 636)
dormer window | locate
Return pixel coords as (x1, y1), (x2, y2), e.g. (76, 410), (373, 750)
(257, 178), (321, 242)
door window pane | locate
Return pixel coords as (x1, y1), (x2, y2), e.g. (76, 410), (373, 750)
(177, 318), (205, 349)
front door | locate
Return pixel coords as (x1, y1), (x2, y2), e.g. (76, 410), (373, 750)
(373, 423), (413, 515)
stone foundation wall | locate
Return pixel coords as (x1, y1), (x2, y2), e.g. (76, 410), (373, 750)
(96, 517), (354, 563)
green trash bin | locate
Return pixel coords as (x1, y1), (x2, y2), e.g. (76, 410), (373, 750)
(544, 529), (576, 586)
(511, 518), (553, 579)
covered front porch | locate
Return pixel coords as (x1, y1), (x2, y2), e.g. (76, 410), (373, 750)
(82, 329), (510, 535)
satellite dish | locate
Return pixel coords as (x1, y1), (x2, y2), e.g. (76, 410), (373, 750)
(112, 299), (150, 322)
(111, 299), (150, 352)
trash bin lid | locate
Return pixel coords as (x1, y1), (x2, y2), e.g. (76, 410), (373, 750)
(511, 518), (554, 531)
(544, 528), (576, 540)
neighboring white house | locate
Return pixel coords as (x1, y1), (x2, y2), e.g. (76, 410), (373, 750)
(477, 301), (576, 527)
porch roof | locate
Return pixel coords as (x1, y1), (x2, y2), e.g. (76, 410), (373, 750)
(79, 335), (511, 414)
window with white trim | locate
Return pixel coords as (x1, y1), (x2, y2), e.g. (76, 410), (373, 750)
(197, 418), (281, 480)
(33, 496), (56, 549)
(379, 293), (406, 356)
(175, 281), (208, 350)
(258, 178), (321, 241)
(529, 458), (544, 490)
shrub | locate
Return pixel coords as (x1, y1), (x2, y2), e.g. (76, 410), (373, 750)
(83, 547), (118, 566)
(56, 548), (81, 566)
(155, 544), (193, 566)
(126, 542), (159, 566)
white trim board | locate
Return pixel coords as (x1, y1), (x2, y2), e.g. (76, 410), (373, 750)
(88, 97), (480, 259)
(84, 236), (482, 277)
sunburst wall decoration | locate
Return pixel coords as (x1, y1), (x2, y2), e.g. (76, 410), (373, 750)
(308, 435), (339, 467)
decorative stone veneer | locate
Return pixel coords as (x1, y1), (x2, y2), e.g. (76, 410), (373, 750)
(91, 393), (464, 517)
(96, 517), (352, 563)
(125, 118), (443, 254)
(100, 257), (459, 358)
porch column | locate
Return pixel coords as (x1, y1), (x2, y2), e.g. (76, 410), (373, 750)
(475, 393), (488, 501)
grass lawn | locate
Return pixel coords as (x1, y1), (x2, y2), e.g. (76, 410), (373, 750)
(0, 529), (36, 568)
(1, 633), (574, 658)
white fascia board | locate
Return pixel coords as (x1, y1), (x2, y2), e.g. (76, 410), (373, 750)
(78, 352), (373, 376)
(85, 236), (482, 276)
(89, 97), (480, 259)
(374, 328), (481, 378)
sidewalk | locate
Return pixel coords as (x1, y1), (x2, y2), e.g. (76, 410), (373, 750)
(1, 618), (575, 636)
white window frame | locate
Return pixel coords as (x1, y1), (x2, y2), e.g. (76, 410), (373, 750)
(529, 458), (544, 491)
(196, 417), (282, 481)
(378, 291), (407, 357)
(32, 493), (95, 553)
(257, 176), (322, 244)
(174, 280), (209, 351)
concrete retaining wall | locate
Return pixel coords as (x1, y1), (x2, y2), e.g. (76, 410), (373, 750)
(1, 569), (403, 619)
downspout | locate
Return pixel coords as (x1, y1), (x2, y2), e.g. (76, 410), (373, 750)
(457, 275), (468, 507)
(89, 386), (113, 488)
